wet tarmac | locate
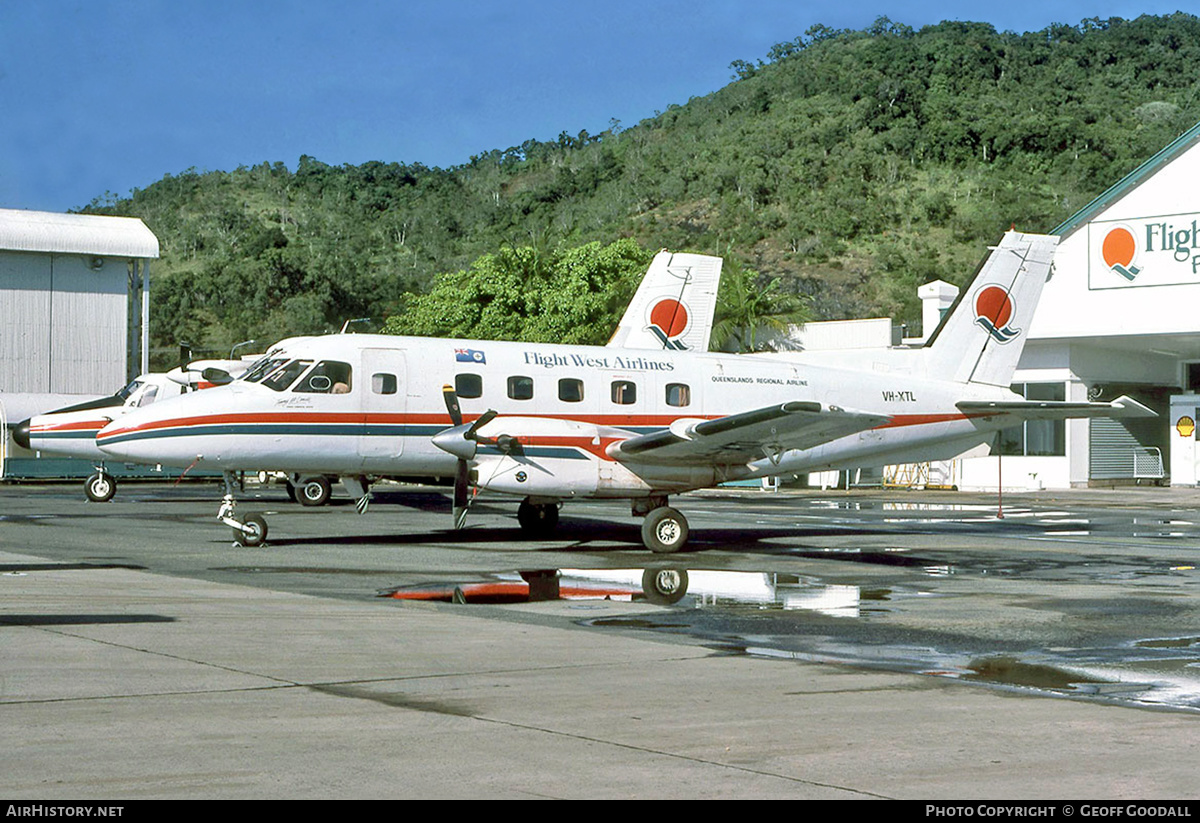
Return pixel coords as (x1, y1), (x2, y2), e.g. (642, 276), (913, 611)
(3, 480), (1200, 797)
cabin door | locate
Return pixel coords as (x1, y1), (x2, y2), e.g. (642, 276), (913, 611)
(358, 348), (407, 460)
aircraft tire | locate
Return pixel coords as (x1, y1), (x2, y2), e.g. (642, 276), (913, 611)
(642, 506), (688, 554)
(84, 472), (116, 503)
(234, 514), (268, 547)
(297, 476), (332, 507)
(517, 500), (559, 536)
(641, 568), (689, 605)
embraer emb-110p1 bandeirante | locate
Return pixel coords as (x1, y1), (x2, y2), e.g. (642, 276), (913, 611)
(12, 360), (250, 501)
(95, 232), (1154, 551)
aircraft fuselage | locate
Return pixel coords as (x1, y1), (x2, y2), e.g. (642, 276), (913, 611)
(96, 334), (1008, 499)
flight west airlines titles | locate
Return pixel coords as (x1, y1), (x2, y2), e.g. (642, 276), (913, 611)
(523, 351), (676, 371)
(86, 232), (1152, 552)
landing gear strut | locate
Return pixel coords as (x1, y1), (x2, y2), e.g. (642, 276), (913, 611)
(517, 498), (560, 536)
(84, 469), (116, 503)
(219, 471), (268, 547)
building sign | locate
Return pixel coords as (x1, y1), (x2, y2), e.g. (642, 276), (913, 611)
(1177, 415), (1195, 438)
(1089, 212), (1200, 289)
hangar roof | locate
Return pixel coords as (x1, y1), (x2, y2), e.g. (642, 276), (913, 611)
(0, 207), (159, 259)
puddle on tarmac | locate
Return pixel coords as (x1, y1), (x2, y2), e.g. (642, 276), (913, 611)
(380, 561), (1200, 712)
(961, 656), (1105, 691)
(1136, 636), (1200, 649)
(382, 568), (878, 613)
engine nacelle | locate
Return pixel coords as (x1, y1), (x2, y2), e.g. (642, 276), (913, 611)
(469, 416), (708, 498)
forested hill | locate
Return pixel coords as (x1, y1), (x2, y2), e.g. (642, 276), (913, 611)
(86, 13), (1200, 362)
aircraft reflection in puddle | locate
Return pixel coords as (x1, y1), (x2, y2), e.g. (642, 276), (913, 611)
(383, 568), (865, 616)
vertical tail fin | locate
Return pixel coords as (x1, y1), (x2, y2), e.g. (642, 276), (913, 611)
(924, 231), (1058, 387)
(607, 251), (722, 352)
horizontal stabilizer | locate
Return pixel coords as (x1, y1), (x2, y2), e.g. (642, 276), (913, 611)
(609, 401), (888, 465)
(957, 395), (1156, 421)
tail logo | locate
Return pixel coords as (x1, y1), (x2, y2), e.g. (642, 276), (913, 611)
(974, 285), (1021, 343)
(1102, 226), (1141, 281)
(647, 297), (691, 350)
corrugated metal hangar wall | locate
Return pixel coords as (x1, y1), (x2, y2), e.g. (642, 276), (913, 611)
(0, 208), (159, 395)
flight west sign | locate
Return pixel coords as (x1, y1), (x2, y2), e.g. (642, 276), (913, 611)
(1089, 213), (1200, 289)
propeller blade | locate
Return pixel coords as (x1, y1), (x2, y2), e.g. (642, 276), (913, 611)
(465, 408), (498, 439)
(435, 391), (498, 530)
(452, 460), (470, 530)
(443, 385), (462, 426)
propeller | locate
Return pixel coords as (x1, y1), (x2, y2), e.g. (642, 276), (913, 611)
(435, 385), (499, 529)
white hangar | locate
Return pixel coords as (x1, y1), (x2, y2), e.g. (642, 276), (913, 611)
(0, 207), (159, 397)
(0, 208), (159, 476)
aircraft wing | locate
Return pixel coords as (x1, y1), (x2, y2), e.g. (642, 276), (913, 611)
(608, 401), (888, 465)
(957, 395), (1156, 420)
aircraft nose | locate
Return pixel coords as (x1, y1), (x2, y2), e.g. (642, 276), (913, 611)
(12, 418), (31, 450)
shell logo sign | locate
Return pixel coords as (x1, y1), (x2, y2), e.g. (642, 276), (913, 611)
(1090, 214), (1200, 289)
(1177, 416), (1195, 438)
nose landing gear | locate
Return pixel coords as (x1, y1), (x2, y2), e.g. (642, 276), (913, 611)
(219, 472), (268, 547)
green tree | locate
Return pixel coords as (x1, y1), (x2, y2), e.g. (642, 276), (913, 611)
(711, 258), (811, 352)
(383, 239), (653, 345)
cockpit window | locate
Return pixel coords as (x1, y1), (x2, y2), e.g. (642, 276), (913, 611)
(242, 357), (289, 384)
(261, 359), (312, 391)
(136, 385), (159, 407)
(117, 379), (143, 402)
(294, 361), (353, 394)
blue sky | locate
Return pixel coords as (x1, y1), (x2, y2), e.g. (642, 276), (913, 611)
(0, 1), (1189, 213)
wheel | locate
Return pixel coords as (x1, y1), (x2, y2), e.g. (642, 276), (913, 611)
(84, 472), (116, 503)
(234, 514), (268, 547)
(297, 475), (332, 507)
(641, 506), (688, 553)
(517, 500), (559, 536)
(641, 568), (689, 605)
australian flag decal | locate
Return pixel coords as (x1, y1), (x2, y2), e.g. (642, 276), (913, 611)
(455, 348), (486, 364)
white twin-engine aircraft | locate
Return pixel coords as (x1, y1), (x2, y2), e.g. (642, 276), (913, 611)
(94, 232), (1153, 552)
(12, 359), (250, 502)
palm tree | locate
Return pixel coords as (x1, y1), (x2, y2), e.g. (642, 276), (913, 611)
(711, 258), (810, 352)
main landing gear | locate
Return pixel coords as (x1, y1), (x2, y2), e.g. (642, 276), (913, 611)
(635, 497), (689, 554)
(517, 498), (560, 536)
(219, 471), (268, 547)
(285, 474), (333, 507)
(513, 495), (691, 553)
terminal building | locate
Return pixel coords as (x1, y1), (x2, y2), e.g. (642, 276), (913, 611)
(971, 120), (1200, 491)
(800, 121), (1200, 491)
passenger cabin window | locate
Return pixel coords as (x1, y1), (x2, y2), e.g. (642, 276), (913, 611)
(262, 360), (312, 391)
(611, 380), (637, 405)
(456, 373), (483, 399)
(295, 361), (353, 394)
(558, 378), (584, 403)
(372, 373), (397, 395)
(508, 376), (534, 401)
(665, 383), (691, 407)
